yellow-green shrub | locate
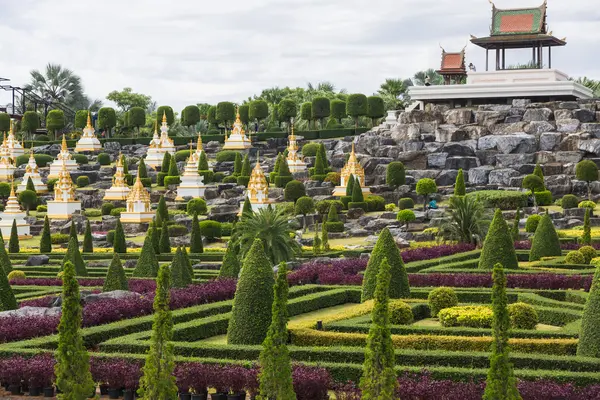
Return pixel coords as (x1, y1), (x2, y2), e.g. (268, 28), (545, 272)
(508, 302), (539, 330)
(438, 306), (493, 328)
(389, 300), (414, 325)
(7, 270), (25, 280)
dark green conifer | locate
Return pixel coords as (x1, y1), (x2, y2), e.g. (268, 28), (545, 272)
(62, 237), (87, 276)
(159, 220), (171, 254)
(182, 246), (194, 282)
(83, 219), (93, 253)
(233, 152), (242, 176)
(170, 247), (188, 288)
(219, 243), (241, 278)
(580, 207), (592, 246)
(161, 151), (172, 173)
(26, 176), (35, 192)
(351, 178), (365, 202)
(138, 158), (148, 178)
(198, 151), (209, 171)
(39, 215), (52, 253)
(190, 213), (204, 253)
(511, 208), (520, 241)
(345, 173), (355, 197)
(132, 232), (159, 277)
(103, 253), (129, 292)
(156, 196), (168, 226)
(167, 155), (179, 177)
(240, 154), (251, 177)
(8, 219), (19, 253)
(0, 250), (17, 310)
(121, 154), (129, 175)
(113, 218), (127, 253)
(321, 221), (329, 252)
(454, 168), (466, 196)
(577, 262), (600, 357)
(0, 236), (12, 275)
(69, 219), (78, 243)
(241, 197), (253, 218)
(529, 213), (561, 261)
(479, 209), (518, 270)
(151, 221), (160, 255)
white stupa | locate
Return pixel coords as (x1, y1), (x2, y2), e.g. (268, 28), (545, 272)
(223, 108), (252, 150)
(75, 112), (102, 152)
(176, 143), (207, 200)
(17, 149), (47, 193)
(0, 184), (31, 239)
(120, 172), (154, 223)
(5, 120), (24, 159)
(193, 134), (204, 165)
(144, 121), (165, 168)
(240, 156), (273, 213)
(286, 123), (307, 173)
(48, 135), (78, 179)
(47, 164), (81, 219)
(103, 153), (130, 200)
(0, 133), (16, 181)
(158, 112), (176, 154)
(332, 143), (371, 197)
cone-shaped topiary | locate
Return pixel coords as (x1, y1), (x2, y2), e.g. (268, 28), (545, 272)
(40, 215), (51, 253)
(182, 247), (194, 282)
(8, 219), (19, 253)
(322, 221), (330, 252)
(351, 177), (364, 202)
(137, 264), (178, 400)
(151, 221), (160, 255)
(138, 157), (148, 178)
(156, 196), (168, 227)
(479, 209), (518, 270)
(161, 151), (171, 174)
(529, 213), (561, 261)
(26, 176), (35, 192)
(227, 238), (275, 345)
(346, 173), (355, 197)
(219, 243), (241, 278)
(275, 157), (292, 188)
(511, 208), (520, 241)
(454, 168), (466, 196)
(240, 154), (251, 177)
(0, 251), (17, 310)
(0, 236), (12, 275)
(54, 261), (95, 398)
(197, 151), (209, 171)
(83, 219), (93, 253)
(103, 253), (129, 292)
(113, 218), (127, 253)
(170, 247), (189, 288)
(483, 263), (521, 400)
(189, 213), (204, 253)
(132, 232), (159, 277)
(233, 152), (242, 176)
(318, 143), (329, 169)
(313, 222), (321, 255)
(241, 197), (253, 218)
(580, 207), (592, 246)
(359, 258), (397, 399)
(167, 155), (179, 177)
(361, 227), (410, 301)
(313, 146), (326, 177)
(577, 262), (600, 357)
(159, 220), (171, 254)
(258, 262), (296, 400)
(533, 163), (545, 189)
(121, 154), (129, 175)
(62, 237), (87, 276)
(69, 219), (78, 243)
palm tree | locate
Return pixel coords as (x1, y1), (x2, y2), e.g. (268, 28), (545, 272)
(378, 78), (409, 110)
(231, 207), (301, 264)
(440, 195), (486, 245)
(412, 69), (443, 86)
(573, 77), (600, 97)
(27, 63), (84, 108)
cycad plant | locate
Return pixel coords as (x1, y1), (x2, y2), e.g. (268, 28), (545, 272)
(440, 195), (485, 244)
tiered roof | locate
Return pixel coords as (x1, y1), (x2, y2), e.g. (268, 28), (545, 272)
(437, 48), (466, 76)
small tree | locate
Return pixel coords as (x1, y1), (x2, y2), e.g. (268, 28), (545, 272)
(22, 111), (40, 139)
(276, 158), (293, 188)
(69, 219), (78, 243)
(241, 197), (253, 219)
(238, 104), (250, 127)
(240, 154), (251, 177)
(0, 113), (9, 132)
(40, 215), (52, 253)
(233, 152), (243, 176)
(416, 178), (437, 211)
(159, 220), (171, 254)
(170, 247), (189, 288)
(156, 106), (175, 125)
(258, 262), (296, 400)
(482, 263), (521, 400)
(137, 264), (178, 400)
(46, 109), (65, 139)
(294, 196), (315, 232)
(284, 180), (305, 202)
(321, 221), (330, 252)
(83, 220), (93, 253)
(216, 102), (236, 130)
(151, 222), (160, 255)
(26, 177), (36, 192)
(300, 102), (312, 129)
(312, 146), (326, 178)
(113, 218), (127, 253)
(479, 209), (518, 270)
(511, 208), (520, 241)
(62, 237), (87, 277)
(577, 262), (600, 357)
(182, 105), (200, 132)
(103, 253), (128, 292)
(161, 152), (172, 174)
(17, 188), (36, 215)
(98, 107), (117, 138)
(167, 155), (179, 177)
(396, 209), (416, 230)
(0, 250), (17, 310)
(581, 208), (592, 245)
(346, 94), (368, 131)
(139, 158), (148, 179)
(129, 106), (146, 136)
(529, 213), (561, 261)
(0, 236), (11, 275)
(533, 163), (546, 189)
(367, 95), (385, 127)
(54, 261), (95, 398)
(576, 160), (599, 200)
(346, 173), (356, 197)
(522, 174), (544, 211)
(132, 232), (159, 277)
(249, 100), (269, 131)
(359, 258), (397, 399)
(156, 195), (168, 226)
(8, 219), (19, 253)
(219, 243), (240, 278)
(278, 99), (297, 130)
(207, 106), (217, 128)
(198, 151), (209, 171)
(386, 162), (405, 187)
(454, 169), (466, 196)
(190, 213), (204, 254)
(311, 97), (331, 129)
(330, 99), (346, 123)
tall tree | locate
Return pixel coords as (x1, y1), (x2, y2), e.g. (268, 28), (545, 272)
(0, 249), (17, 310)
(103, 253), (129, 292)
(137, 264), (178, 399)
(106, 87), (153, 112)
(28, 63), (84, 107)
(40, 215), (52, 253)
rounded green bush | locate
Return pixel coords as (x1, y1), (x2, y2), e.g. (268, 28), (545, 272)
(579, 201), (597, 210)
(7, 270), (26, 280)
(35, 134), (50, 141)
(398, 198), (414, 210)
(199, 220), (222, 239)
(215, 151), (239, 162)
(301, 143), (320, 157)
(97, 153), (111, 166)
(385, 204), (396, 212)
(187, 198), (208, 216)
(579, 246), (597, 264)
(157, 172), (167, 187)
(110, 207), (126, 217)
(84, 209), (102, 217)
(237, 176), (250, 187)
(72, 154), (88, 165)
(15, 154), (54, 168)
(365, 195), (385, 212)
(348, 201), (368, 211)
(284, 180), (306, 203)
(565, 250), (586, 264)
(102, 203), (115, 216)
(76, 176), (90, 188)
(199, 170), (214, 184)
(221, 222), (233, 237)
(174, 150), (192, 163)
(167, 224), (188, 237)
(223, 176), (238, 184)
(388, 300), (414, 325)
(397, 209), (416, 223)
(508, 302), (539, 330)
(50, 233), (70, 244)
(525, 215), (541, 233)
(325, 221), (345, 233)
(561, 194), (579, 210)
(36, 205), (47, 212)
(164, 176), (181, 186)
(315, 200), (344, 215)
(106, 230), (115, 244)
(386, 162), (406, 186)
(324, 172), (341, 186)
(428, 287), (458, 317)
(535, 190), (553, 206)
(213, 172), (225, 182)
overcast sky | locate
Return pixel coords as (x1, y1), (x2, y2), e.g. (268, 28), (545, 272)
(0, 0), (598, 111)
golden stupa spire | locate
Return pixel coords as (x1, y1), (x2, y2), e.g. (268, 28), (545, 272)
(86, 111), (92, 128)
(9, 180), (15, 197)
(9, 119), (13, 136)
(29, 147), (34, 159)
(162, 111), (167, 124)
(2, 132), (7, 146)
(61, 134), (67, 151)
(196, 133), (203, 151)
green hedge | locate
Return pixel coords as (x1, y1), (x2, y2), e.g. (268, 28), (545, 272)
(466, 190), (528, 210)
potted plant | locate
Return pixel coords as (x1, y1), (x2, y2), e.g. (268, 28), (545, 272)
(225, 366), (247, 400)
(3, 356), (25, 395)
(91, 358), (109, 395)
(244, 368), (259, 400)
(26, 353), (55, 397)
(175, 362), (193, 400)
(190, 363), (210, 400)
(122, 360), (142, 400)
(210, 365), (228, 400)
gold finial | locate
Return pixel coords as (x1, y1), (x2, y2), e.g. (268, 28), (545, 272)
(61, 134), (67, 151)
(196, 133), (203, 151)
(2, 132), (7, 146)
(29, 147), (34, 158)
(86, 111), (92, 128)
(351, 142), (356, 154)
(9, 180), (15, 197)
(9, 120), (13, 135)
(162, 111), (167, 123)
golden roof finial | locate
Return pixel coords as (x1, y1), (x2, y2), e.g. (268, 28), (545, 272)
(9, 119), (13, 135)
(86, 111), (92, 128)
(351, 142), (356, 154)
(61, 134), (67, 151)
(162, 111), (167, 123)
(9, 180), (15, 197)
(2, 132), (7, 146)
(29, 147), (34, 158)
(196, 133), (203, 150)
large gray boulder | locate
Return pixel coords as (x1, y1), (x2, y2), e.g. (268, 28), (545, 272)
(468, 166), (495, 185)
(0, 307), (61, 318)
(478, 134), (536, 154)
(25, 255), (50, 266)
(488, 168), (519, 186)
(522, 108), (552, 122)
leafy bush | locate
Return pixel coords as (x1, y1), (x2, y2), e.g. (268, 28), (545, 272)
(164, 176), (181, 186)
(397, 210), (416, 223)
(199, 170), (214, 184)
(525, 215), (541, 233)
(7, 270), (26, 280)
(76, 176), (90, 187)
(465, 190), (527, 210)
(106, 230), (115, 244)
(110, 207), (126, 217)
(168, 224), (189, 237)
(221, 222), (233, 237)
(479, 209), (518, 270)
(72, 154), (88, 165)
(199, 220), (222, 239)
(46, 179), (58, 192)
(579, 201), (597, 210)
(220, 175), (236, 184)
(51, 233), (70, 244)
(156, 172), (167, 186)
(508, 302), (539, 329)
(324, 172), (341, 186)
(365, 195), (385, 212)
(348, 201), (367, 211)
(388, 300), (414, 325)
(216, 151), (239, 162)
(187, 198), (208, 216)
(301, 143), (320, 157)
(579, 246), (597, 264)
(284, 180), (306, 203)
(561, 194), (579, 210)
(84, 209), (102, 217)
(36, 205), (47, 212)
(102, 203), (115, 216)
(428, 287), (458, 317)
(385, 204), (396, 212)
(398, 198), (414, 210)
(97, 153), (111, 165)
(535, 190), (553, 206)
(315, 200), (344, 215)
(439, 306), (492, 328)
(386, 162), (406, 186)
(565, 250), (586, 264)
(529, 214), (561, 261)
(14, 154), (54, 168)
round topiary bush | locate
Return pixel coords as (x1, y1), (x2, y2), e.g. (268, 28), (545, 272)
(565, 250), (586, 264)
(164, 176), (181, 186)
(398, 198), (414, 210)
(561, 194), (579, 210)
(365, 195), (385, 212)
(102, 202), (115, 216)
(388, 300), (414, 325)
(199, 220), (222, 240)
(579, 246), (597, 264)
(110, 207), (126, 217)
(397, 209), (416, 224)
(7, 270), (26, 280)
(324, 172), (341, 186)
(84, 209), (102, 217)
(301, 143), (320, 157)
(106, 230), (115, 245)
(223, 176), (238, 184)
(525, 214), (541, 233)
(213, 172), (225, 182)
(385, 204), (396, 212)
(386, 162), (406, 186)
(284, 180), (306, 203)
(187, 198), (208, 216)
(51, 233), (70, 244)
(76, 176), (90, 188)
(36, 205), (47, 213)
(579, 201), (597, 210)
(15, 154), (54, 168)
(315, 200), (344, 215)
(167, 224), (189, 237)
(428, 286), (458, 317)
(215, 151), (239, 162)
(508, 302), (539, 330)
(72, 154), (88, 165)
(97, 153), (111, 166)
(35, 134), (50, 141)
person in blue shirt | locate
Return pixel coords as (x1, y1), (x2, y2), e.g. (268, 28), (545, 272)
(428, 199), (438, 210)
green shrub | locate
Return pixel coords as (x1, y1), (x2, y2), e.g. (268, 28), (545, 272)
(508, 302), (539, 330)
(454, 169), (466, 196)
(439, 306), (492, 328)
(237, 176), (250, 187)
(102, 203), (115, 216)
(315, 200), (344, 215)
(221, 222), (233, 237)
(213, 172), (225, 182)
(168, 224), (189, 237)
(174, 149), (192, 163)
(76, 176), (90, 188)
(187, 198), (208, 216)
(324, 172), (341, 186)
(577, 263), (600, 357)
(579, 201), (597, 210)
(561, 194), (579, 209)
(103, 254), (128, 292)
(525, 215), (541, 233)
(535, 190), (553, 206)
(84, 209), (102, 218)
(223, 176), (238, 184)
(50, 234), (70, 244)
(579, 246), (597, 264)
(348, 202), (368, 211)
(365, 195), (385, 212)
(199, 170), (214, 184)
(106, 230), (115, 245)
(398, 198), (414, 210)
(72, 154), (88, 165)
(284, 180), (306, 203)
(275, 175), (294, 189)
(164, 176), (181, 186)
(529, 214), (561, 261)
(216, 151), (238, 162)
(301, 143), (320, 157)
(97, 153), (111, 165)
(140, 177), (152, 187)
(15, 154), (54, 168)
(199, 220), (222, 239)
(465, 190), (528, 210)
(397, 210), (416, 224)
(576, 159), (599, 200)
(428, 287), (458, 317)
(46, 179), (58, 192)
(565, 250), (586, 264)
(157, 172), (167, 186)
(7, 270), (26, 280)
(389, 300), (414, 325)
(386, 162), (406, 186)
(385, 204), (396, 212)
(479, 209), (518, 270)
(110, 207), (126, 217)
(36, 205), (47, 212)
